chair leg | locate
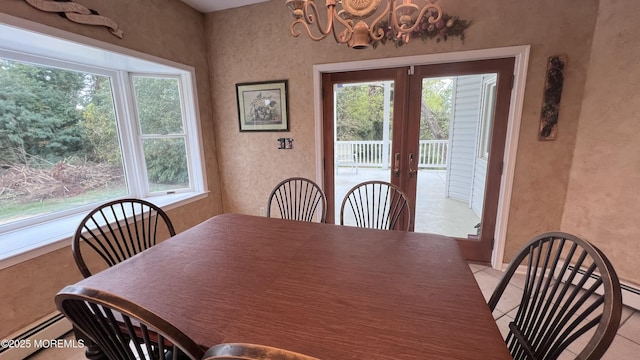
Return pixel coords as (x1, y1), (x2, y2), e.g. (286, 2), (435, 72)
(73, 326), (107, 360)
(85, 342), (107, 360)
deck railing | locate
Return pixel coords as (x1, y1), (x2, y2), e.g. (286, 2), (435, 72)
(336, 140), (448, 169)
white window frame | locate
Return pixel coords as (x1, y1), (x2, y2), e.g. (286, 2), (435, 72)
(478, 75), (497, 160)
(0, 15), (207, 269)
(127, 73), (196, 196)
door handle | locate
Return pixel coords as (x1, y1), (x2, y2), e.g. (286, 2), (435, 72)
(409, 153), (417, 176)
(393, 153), (400, 177)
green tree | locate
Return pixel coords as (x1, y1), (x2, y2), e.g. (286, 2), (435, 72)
(80, 76), (122, 165)
(144, 139), (188, 186)
(133, 76), (183, 135)
(334, 79), (452, 142)
(0, 59), (86, 163)
(133, 76), (187, 185)
(420, 78), (452, 140)
(335, 83), (390, 141)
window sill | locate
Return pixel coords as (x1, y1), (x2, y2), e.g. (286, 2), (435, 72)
(0, 192), (207, 271)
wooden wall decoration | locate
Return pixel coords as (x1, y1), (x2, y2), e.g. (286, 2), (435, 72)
(538, 54), (567, 140)
(24, 0), (123, 39)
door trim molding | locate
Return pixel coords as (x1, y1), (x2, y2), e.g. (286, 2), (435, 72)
(313, 45), (530, 269)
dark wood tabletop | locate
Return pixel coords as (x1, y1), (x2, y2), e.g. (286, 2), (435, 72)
(75, 213), (511, 359)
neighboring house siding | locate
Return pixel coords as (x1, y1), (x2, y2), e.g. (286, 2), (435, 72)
(446, 75), (482, 203)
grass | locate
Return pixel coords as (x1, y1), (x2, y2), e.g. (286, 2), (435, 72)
(0, 187), (128, 225)
(1, 178), (188, 226)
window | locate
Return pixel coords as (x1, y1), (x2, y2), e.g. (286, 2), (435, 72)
(0, 59), (127, 226)
(478, 76), (497, 159)
(0, 18), (205, 264)
(132, 75), (191, 193)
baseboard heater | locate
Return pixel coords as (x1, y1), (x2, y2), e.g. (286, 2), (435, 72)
(0, 312), (72, 360)
(569, 265), (640, 310)
(509, 264), (640, 311)
(620, 283), (640, 309)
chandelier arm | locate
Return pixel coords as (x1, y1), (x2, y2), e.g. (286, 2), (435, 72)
(290, 19), (330, 41)
(332, 8), (355, 44)
(289, 1), (335, 41)
(392, 2), (443, 34)
(368, 0), (392, 41)
(305, 1), (334, 37)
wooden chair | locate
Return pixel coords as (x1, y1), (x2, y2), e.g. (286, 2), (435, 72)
(203, 343), (319, 360)
(72, 198), (176, 277)
(55, 285), (205, 360)
(267, 177), (327, 223)
(488, 232), (623, 360)
(340, 180), (411, 231)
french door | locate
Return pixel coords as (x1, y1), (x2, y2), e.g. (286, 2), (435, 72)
(323, 58), (515, 262)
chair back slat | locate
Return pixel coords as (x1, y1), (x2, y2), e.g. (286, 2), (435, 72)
(488, 232), (622, 360)
(124, 202), (142, 254)
(507, 322), (537, 359)
(340, 180), (411, 231)
(267, 177), (327, 223)
(72, 198), (176, 277)
(55, 285), (204, 360)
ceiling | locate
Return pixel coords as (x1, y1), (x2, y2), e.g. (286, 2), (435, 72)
(180, 0), (269, 13)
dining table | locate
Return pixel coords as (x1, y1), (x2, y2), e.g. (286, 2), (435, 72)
(73, 213), (511, 359)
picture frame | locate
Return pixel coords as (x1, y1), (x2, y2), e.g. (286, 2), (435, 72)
(236, 80), (289, 132)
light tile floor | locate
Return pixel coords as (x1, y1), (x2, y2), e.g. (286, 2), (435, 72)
(28, 264), (640, 359)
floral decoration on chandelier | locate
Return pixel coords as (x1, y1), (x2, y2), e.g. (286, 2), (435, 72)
(372, 12), (471, 48)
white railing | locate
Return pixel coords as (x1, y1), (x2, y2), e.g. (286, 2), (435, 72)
(417, 140), (448, 168)
(335, 140), (448, 169)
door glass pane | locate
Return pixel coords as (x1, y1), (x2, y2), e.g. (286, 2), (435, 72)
(414, 74), (496, 238)
(333, 81), (393, 224)
(0, 59), (127, 226)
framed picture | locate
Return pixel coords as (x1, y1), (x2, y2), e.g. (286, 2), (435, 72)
(236, 80), (289, 132)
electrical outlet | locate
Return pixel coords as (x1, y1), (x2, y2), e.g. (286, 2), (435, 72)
(259, 207), (265, 216)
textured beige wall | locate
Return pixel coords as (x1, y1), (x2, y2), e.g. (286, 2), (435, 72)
(562, 0), (640, 286)
(0, 0), (222, 337)
(206, 1), (597, 259)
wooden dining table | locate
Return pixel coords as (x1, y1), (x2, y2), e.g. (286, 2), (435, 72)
(73, 213), (511, 359)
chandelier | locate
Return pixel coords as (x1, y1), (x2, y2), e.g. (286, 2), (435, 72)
(285, 0), (443, 49)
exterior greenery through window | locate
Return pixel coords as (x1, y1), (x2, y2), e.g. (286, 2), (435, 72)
(0, 59), (192, 227)
(334, 79), (452, 142)
(132, 76), (189, 190)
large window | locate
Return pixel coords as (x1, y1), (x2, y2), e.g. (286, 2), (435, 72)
(0, 59), (127, 225)
(0, 19), (205, 263)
